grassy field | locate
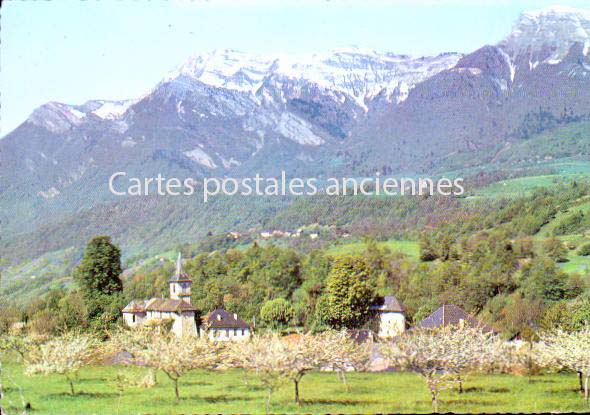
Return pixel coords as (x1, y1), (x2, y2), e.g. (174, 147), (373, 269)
(1, 362), (589, 414)
(323, 231), (590, 275)
(549, 233), (590, 274)
(466, 159), (590, 199)
(531, 198), (590, 274)
(471, 174), (570, 198)
(324, 239), (420, 259)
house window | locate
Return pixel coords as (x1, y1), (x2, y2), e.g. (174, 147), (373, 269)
(173, 285), (175, 293)
(241, 329), (245, 335)
(233, 329), (237, 336)
(132, 314), (136, 323)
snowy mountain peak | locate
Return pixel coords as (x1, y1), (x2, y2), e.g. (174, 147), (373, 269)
(501, 6), (590, 60)
(28, 102), (87, 133)
(165, 48), (462, 107)
(522, 5), (590, 20)
(169, 49), (275, 94)
(26, 99), (135, 133)
(87, 100), (136, 120)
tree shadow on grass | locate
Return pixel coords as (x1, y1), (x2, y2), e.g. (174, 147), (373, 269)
(443, 398), (496, 406)
(181, 379), (212, 386)
(527, 378), (556, 384)
(180, 394), (254, 404)
(77, 377), (108, 383)
(463, 386), (510, 393)
(546, 387), (586, 395)
(333, 385), (374, 394)
(488, 387), (510, 393)
(462, 386), (484, 393)
(202, 395), (255, 404)
(301, 398), (381, 406)
(225, 383), (266, 392)
(46, 391), (119, 399)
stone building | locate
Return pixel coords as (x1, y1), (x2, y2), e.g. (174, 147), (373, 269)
(369, 295), (406, 339)
(122, 253), (198, 337)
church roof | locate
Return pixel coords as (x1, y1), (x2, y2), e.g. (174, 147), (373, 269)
(122, 300), (147, 313)
(123, 297), (197, 313)
(202, 308), (250, 329)
(145, 298), (197, 312)
(369, 295), (405, 313)
(169, 252), (192, 283)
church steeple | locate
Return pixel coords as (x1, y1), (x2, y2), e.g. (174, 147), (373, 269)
(175, 252), (183, 277)
(169, 253), (192, 303)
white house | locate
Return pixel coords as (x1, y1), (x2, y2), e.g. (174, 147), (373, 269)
(369, 295), (406, 339)
(201, 308), (251, 341)
(122, 253), (198, 337)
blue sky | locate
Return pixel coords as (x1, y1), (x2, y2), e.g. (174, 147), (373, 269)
(1, 0), (589, 135)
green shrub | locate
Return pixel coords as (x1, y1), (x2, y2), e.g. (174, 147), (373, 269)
(260, 298), (295, 330)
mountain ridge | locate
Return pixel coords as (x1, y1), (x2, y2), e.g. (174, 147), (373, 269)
(1, 5), (590, 266)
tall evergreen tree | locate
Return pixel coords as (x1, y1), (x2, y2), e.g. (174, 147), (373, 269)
(74, 236), (123, 320)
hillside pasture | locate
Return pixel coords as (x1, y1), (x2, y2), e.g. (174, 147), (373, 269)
(324, 239), (419, 259)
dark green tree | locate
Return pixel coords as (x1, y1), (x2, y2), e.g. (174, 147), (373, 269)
(519, 257), (571, 303)
(543, 237), (568, 263)
(541, 297), (590, 332)
(74, 236), (123, 321)
(419, 233), (438, 261)
(260, 298), (295, 330)
(320, 256), (375, 329)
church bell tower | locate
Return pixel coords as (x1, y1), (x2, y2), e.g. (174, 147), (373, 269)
(169, 253), (192, 304)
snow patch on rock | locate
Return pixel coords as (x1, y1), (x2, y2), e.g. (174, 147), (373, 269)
(276, 112), (324, 146)
(38, 187), (60, 199)
(184, 147), (217, 168)
(92, 100), (135, 120)
(218, 155), (242, 169)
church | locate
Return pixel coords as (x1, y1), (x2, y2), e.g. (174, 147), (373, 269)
(122, 253), (252, 339)
(122, 253), (199, 337)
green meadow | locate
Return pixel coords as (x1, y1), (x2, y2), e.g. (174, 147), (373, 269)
(324, 239), (419, 259)
(1, 362), (589, 414)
